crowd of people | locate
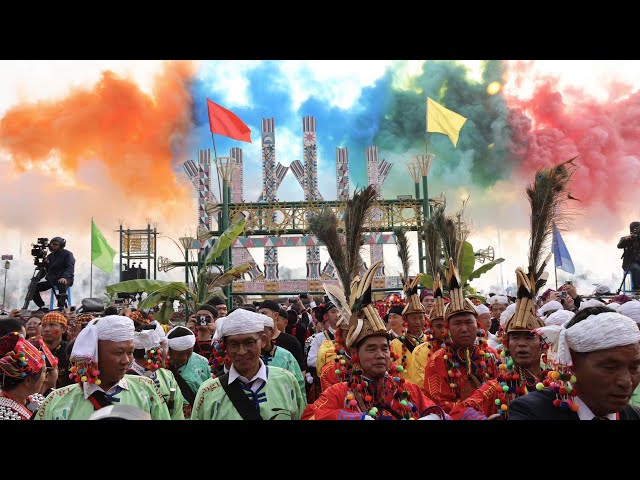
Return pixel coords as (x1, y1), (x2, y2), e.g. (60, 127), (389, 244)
(1, 264), (639, 421)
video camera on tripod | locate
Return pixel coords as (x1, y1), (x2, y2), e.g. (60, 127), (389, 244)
(30, 238), (50, 269)
(22, 237), (50, 309)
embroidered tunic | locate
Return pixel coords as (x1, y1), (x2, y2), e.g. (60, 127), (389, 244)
(34, 375), (171, 420)
(191, 366), (306, 420)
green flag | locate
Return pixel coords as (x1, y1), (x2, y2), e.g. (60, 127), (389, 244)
(91, 219), (117, 273)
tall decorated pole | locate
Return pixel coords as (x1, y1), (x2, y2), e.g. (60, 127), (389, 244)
(261, 118), (279, 283)
(302, 116), (322, 281)
(366, 146), (393, 278)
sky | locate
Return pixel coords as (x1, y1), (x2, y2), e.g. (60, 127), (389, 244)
(1, 59), (639, 308)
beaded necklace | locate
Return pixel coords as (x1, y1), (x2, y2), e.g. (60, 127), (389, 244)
(494, 348), (545, 417)
(344, 367), (420, 420)
(442, 333), (497, 401)
(208, 339), (230, 377)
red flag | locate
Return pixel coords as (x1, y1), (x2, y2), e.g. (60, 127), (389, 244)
(206, 98), (252, 143)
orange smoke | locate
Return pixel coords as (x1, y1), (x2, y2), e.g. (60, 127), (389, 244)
(0, 61), (196, 205)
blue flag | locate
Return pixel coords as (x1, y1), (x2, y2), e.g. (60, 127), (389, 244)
(552, 223), (575, 274)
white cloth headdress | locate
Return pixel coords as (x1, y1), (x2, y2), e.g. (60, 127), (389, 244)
(544, 309), (574, 327)
(213, 317), (225, 342)
(475, 304), (490, 315)
(607, 302), (621, 310)
(262, 313), (274, 329)
(578, 299), (605, 311)
(617, 300), (640, 324)
(166, 326), (196, 351)
(488, 295), (509, 306)
(71, 315), (135, 363)
(220, 308), (265, 338)
(499, 303), (517, 328)
(538, 300), (563, 317)
(535, 312), (640, 367)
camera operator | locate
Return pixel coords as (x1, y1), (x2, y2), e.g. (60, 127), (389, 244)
(192, 305), (218, 360)
(617, 221), (640, 291)
(31, 237), (75, 310)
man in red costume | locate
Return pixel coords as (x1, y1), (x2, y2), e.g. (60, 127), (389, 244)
(449, 267), (546, 419)
(302, 263), (447, 420)
(423, 258), (499, 413)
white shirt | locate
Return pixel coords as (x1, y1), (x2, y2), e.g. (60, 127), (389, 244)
(307, 327), (335, 368)
(83, 377), (130, 400)
(574, 396), (617, 420)
(228, 359), (268, 394)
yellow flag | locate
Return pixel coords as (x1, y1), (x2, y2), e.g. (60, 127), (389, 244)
(426, 97), (467, 147)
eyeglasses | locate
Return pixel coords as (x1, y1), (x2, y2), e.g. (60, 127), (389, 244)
(226, 339), (259, 352)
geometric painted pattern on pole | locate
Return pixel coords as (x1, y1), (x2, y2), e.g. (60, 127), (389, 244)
(303, 116), (322, 280)
(367, 146), (392, 277)
(262, 118), (279, 281)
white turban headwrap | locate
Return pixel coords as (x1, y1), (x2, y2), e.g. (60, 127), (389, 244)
(499, 303), (517, 328)
(617, 300), (640, 324)
(262, 314), (274, 329)
(538, 300), (563, 317)
(607, 302), (621, 310)
(166, 326), (196, 351)
(134, 320), (166, 351)
(578, 299), (606, 311)
(71, 315), (135, 363)
(488, 295), (509, 306)
(544, 309), (575, 327)
(213, 317), (225, 342)
(220, 308), (265, 338)
(535, 312), (640, 367)
(475, 304), (490, 316)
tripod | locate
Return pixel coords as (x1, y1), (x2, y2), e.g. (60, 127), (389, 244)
(23, 267), (45, 309)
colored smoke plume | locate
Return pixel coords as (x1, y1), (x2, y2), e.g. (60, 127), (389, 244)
(0, 61), (196, 206)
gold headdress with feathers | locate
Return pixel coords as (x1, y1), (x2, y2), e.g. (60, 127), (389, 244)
(401, 275), (425, 316)
(310, 186), (387, 346)
(444, 257), (477, 321)
(345, 261), (388, 348)
(505, 268), (544, 332)
(505, 157), (578, 331)
(429, 273), (446, 322)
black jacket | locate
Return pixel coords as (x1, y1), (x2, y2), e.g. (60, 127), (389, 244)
(618, 234), (640, 270)
(44, 248), (75, 285)
(509, 388), (640, 420)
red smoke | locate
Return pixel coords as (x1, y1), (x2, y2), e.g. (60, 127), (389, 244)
(505, 64), (640, 217)
(0, 61), (196, 205)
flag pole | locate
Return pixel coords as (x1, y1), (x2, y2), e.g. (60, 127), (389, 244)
(90, 217), (93, 298)
(211, 132), (222, 205)
(554, 254), (558, 290)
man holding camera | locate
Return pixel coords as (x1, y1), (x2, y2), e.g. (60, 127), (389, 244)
(618, 221), (640, 291)
(31, 237), (75, 310)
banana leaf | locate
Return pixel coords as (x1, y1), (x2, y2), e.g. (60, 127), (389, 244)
(419, 274), (434, 289)
(105, 279), (178, 296)
(137, 282), (194, 311)
(208, 262), (254, 289)
(203, 216), (246, 268)
(465, 258), (505, 285)
(155, 302), (175, 324)
(459, 241), (476, 284)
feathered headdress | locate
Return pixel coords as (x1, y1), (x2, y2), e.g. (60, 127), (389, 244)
(429, 273), (446, 322)
(505, 268), (545, 333)
(402, 275), (425, 316)
(504, 157), (579, 330)
(526, 156), (578, 293)
(345, 261), (388, 348)
(444, 257), (477, 321)
(310, 185), (378, 298)
(422, 212), (443, 280)
(394, 227), (411, 285)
